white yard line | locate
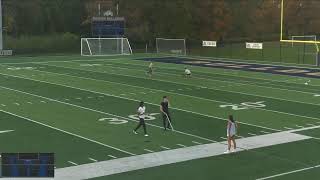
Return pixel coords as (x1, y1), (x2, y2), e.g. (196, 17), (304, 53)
(0, 84), (217, 144)
(108, 155), (117, 159)
(88, 158), (98, 162)
(289, 125), (320, 133)
(177, 144), (187, 148)
(0, 110), (136, 156)
(256, 164), (320, 180)
(20, 64), (320, 124)
(160, 146), (171, 150)
(69, 59), (320, 92)
(0, 70), (281, 132)
(54, 131), (311, 180)
(144, 149), (155, 153)
(29, 63), (320, 107)
(307, 123), (316, 126)
(68, 161), (79, 166)
(192, 141), (202, 145)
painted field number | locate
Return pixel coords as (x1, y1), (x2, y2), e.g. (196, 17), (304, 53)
(128, 113), (160, 121)
(98, 118), (128, 125)
(98, 113), (160, 125)
(219, 101), (266, 111)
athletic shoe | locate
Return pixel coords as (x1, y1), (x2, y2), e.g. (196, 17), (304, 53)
(133, 130), (138, 135)
(223, 150), (230, 154)
(144, 134), (149, 137)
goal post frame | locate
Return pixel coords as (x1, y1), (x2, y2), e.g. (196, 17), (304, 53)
(280, 0), (320, 44)
(280, 0), (320, 66)
(156, 38), (187, 56)
(81, 37), (133, 56)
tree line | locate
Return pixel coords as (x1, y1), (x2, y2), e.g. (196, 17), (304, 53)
(3, 0), (320, 42)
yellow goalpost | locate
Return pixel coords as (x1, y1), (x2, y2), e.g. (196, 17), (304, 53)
(280, 0), (320, 65)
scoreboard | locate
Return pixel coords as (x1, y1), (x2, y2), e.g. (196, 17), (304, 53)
(1, 153), (54, 178)
(92, 17), (125, 37)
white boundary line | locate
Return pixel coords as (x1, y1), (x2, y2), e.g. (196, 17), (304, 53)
(54, 131), (311, 179)
(256, 164), (320, 180)
(0, 110), (136, 156)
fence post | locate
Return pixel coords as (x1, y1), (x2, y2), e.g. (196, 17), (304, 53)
(316, 51), (320, 67)
(279, 42), (282, 62)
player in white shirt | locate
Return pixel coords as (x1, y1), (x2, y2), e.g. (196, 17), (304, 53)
(133, 101), (148, 136)
(146, 62), (154, 78)
(225, 115), (237, 153)
(184, 67), (192, 78)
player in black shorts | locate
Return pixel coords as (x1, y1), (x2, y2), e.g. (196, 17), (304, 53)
(160, 96), (172, 130)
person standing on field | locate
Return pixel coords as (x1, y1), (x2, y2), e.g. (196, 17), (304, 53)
(225, 115), (237, 153)
(133, 101), (148, 137)
(160, 96), (172, 130)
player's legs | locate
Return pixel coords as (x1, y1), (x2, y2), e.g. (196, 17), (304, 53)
(134, 119), (143, 132)
(227, 136), (232, 151)
(141, 119), (147, 135)
(231, 136), (236, 150)
(166, 113), (172, 129)
(162, 113), (167, 130)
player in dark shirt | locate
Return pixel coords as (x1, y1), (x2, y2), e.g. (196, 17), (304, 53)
(160, 96), (173, 130)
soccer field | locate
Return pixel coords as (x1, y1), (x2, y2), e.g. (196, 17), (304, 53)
(0, 54), (319, 179)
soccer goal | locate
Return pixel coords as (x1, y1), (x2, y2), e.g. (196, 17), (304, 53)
(81, 38), (133, 56)
(291, 35), (317, 47)
(156, 38), (186, 56)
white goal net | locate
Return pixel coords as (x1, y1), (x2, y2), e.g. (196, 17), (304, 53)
(81, 38), (133, 56)
(156, 38), (186, 55)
